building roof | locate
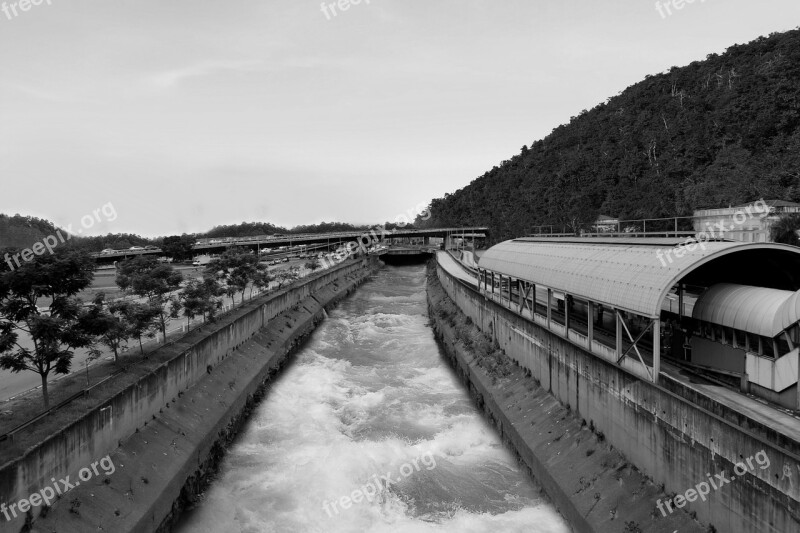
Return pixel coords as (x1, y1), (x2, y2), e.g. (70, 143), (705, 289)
(693, 283), (800, 338)
(478, 238), (800, 318)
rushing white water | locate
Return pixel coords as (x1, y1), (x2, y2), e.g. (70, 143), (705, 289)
(176, 265), (570, 533)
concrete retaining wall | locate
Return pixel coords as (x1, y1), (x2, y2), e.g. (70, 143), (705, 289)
(435, 262), (800, 533)
(29, 260), (377, 533)
(0, 259), (372, 533)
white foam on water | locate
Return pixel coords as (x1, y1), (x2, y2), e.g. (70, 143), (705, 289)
(176, 266), (569, 533)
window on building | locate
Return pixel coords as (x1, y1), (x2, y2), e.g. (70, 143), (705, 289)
(747, 333), (760, 354)
(788, 324), (800, 346)
(734, 329), (746, 349)
(775, 334), (792, 357)
(712, 324), (723, 342)
(762, 337), (775, 358)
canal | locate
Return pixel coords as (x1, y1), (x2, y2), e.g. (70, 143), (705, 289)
(176, 264), (569, 532)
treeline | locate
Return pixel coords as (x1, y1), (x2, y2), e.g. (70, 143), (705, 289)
(419, 27), (800, 242)
(0, 219), (388, 254)
(0, 215), (63, 249)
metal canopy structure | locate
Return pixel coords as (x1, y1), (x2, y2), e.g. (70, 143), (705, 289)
(478, 238), (800, 318)
(693, 283), (800, 338)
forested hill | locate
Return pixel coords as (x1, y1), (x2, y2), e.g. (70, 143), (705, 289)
(421, 28), (800, 242)
(0, 215), (64, 249)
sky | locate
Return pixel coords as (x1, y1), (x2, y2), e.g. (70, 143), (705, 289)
(1, 0), (799, 238)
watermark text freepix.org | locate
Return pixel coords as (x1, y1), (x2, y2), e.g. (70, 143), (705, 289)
(1, 455), (115, 521)
(1, 0), (52, 21)
(656, 199), (768, 267)
(655, 0), (709, 19)
(3, 202), (117, 271)
(656, 450), (769, 516)
(320, 0), (372, 20)
(322, 451), (436, 517)
(318, 202), (430, 270)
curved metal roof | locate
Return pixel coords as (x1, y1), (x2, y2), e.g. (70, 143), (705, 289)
(477, 238), (800, 318)
(692, 284), (795, 337)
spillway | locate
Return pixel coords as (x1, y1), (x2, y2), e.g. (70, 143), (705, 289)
(175, 264), (568, 532)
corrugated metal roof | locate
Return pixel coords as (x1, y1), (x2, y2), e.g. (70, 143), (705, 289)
(517, 236), (733, 246)
(692, 284), (795, 337)
(477, 238), (800, 318)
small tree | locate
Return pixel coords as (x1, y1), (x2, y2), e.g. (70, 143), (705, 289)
(770, 213), (800, 246)
(304, 257), (321, 272)
(161, 234), (196, 262)
(0, 250), (100, 408)
(174, 278), (222, 327)
(116, 256), (183, 343)
(274, 268), (300, 289)
(127, 302), (161, 355)
(205, 247), (267, 305)
(251, 269), (273, 298)
(83, 294), (161, 363)
(83, 294), (130, 364)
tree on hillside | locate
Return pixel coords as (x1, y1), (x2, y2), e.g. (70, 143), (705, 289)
(423, 28), (800, 242)
(116, 256), (183, 343)
(770, 213), (800, 246)
(0, 250), (101, 408)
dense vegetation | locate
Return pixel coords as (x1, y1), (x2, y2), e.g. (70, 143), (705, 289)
(0, 215), (64, 249)
(420, 28), (800, 242)
(204, 221), (369, 238)
(0, 219), (387, 253)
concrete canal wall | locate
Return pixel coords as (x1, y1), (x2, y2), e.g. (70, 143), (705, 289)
(0, 258), (377, 533)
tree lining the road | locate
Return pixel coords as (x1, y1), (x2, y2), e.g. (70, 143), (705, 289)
(205, 247), (269, 305)
(0, 250), (99, 408)
(0, 247), (319, 408)
(116, 256), (183, 344)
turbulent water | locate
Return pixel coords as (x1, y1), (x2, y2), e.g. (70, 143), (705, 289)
(176, 265), (570, 533)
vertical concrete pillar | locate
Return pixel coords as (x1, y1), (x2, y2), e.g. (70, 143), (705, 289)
(547, 288), (552, 329)
(653, 318), (660, 384)
(616, 311), (622, 359)
(588, 301), (594, 350)
(796, 352), (800, 410)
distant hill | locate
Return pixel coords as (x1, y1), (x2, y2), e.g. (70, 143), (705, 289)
(0, 217), (386, 254)
(0, 214), (64, 249)
(421, 27), (800, 242)
(203, 221), (371, 238)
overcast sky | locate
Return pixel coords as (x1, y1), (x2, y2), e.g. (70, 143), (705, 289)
(1, 0), (799, 237)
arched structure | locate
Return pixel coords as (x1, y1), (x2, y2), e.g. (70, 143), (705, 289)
(476, 237), (800, 407)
